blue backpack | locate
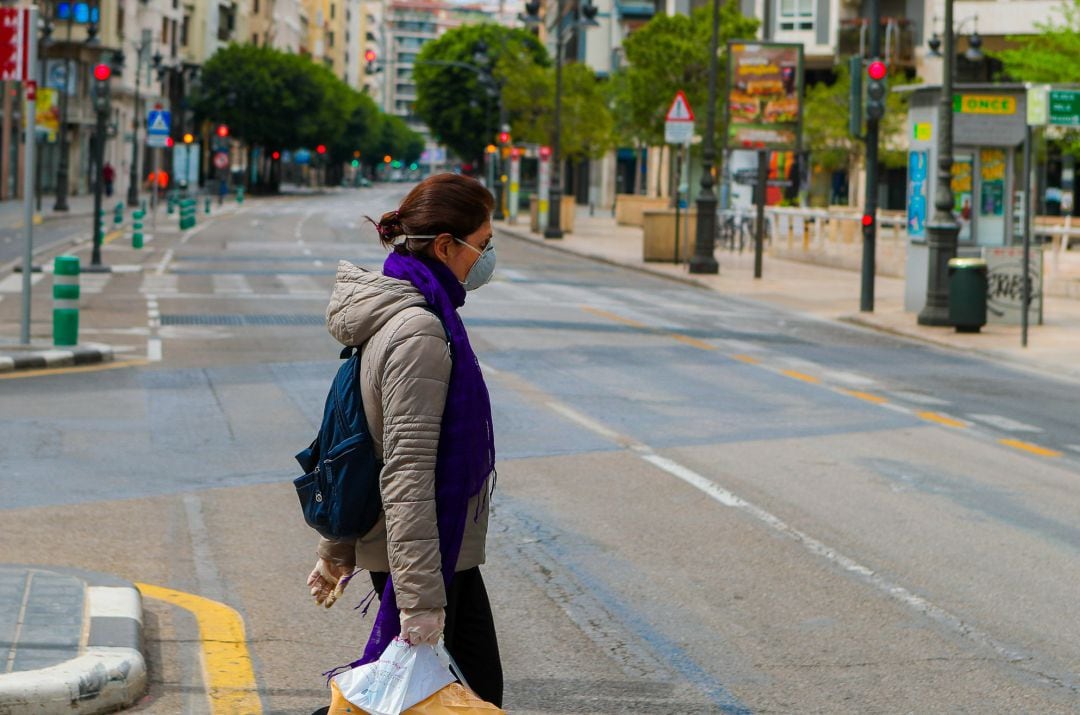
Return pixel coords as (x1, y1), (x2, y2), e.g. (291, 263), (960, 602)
(294, 309), (448, 540)
(293, 345), (383, 540)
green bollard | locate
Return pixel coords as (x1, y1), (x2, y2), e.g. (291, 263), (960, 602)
(236, 186), (244, 204)
(132, 210), (144, 249)
(205, 197), (211, 214)
(53, 255), (80, 347)
(114, 202), (124, 226)
(167, 197), (175, 215)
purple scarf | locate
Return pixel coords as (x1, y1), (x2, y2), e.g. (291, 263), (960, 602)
(352, 250), (495, 667)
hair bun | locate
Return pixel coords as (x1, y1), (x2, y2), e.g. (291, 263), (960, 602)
(373, 210), (404, 242)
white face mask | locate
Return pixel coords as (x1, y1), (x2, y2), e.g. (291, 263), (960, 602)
(454, 237), (496, 291)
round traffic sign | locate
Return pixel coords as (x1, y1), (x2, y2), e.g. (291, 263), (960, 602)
(213, 152), (229, 170)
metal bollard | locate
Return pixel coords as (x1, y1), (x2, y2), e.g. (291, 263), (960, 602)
(53, 255), (80, 347)
(132, 210), (144, 249)
(205, 196), (211, 214)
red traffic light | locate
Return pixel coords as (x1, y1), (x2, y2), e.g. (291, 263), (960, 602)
(867, 60), (887, 81)
(365, 49), (376, 63)
(166, 136), (174, 148)
(498, 131), (510, 144)
(216, 124), (229, 138)
(93, 64), (111, 81)
(316, 144), (327, 155)
(271, 150), (281, 160)
(861, 214), (874, 227)
(539, 145), (552, 160)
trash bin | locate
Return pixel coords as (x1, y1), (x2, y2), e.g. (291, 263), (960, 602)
(947, 257), (988, 333)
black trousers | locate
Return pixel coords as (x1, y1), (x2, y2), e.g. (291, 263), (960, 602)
(370, 567), (504, 708)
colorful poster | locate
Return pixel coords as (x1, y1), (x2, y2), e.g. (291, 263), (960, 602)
(35, 87), (59, 141)
(726, 41), (803, 150)
(980, 148), (1005, 217)
(907, 151), (928, 239)
(951, 155), (973, 241)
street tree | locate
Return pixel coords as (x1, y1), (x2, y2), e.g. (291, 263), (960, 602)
(802, 60), (908, 199)
(613, 3), (758, 150)
(413, 23), (548, 163)
(994, 1), (1080, 83)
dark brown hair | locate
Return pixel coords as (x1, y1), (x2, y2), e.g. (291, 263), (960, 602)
(368, 173), (494, 253)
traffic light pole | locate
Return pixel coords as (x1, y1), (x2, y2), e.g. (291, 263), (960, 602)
(90, 104), (106, 267)
(860, 0), (881, 312)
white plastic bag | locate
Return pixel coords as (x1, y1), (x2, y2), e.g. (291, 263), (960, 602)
(332, 638), (456, 715)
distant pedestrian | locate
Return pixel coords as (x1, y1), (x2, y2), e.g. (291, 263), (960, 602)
(307, 173), (502, 709)
(102, 162), (115, 197)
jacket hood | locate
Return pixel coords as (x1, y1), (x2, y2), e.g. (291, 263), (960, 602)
(325, 260), (429, 347)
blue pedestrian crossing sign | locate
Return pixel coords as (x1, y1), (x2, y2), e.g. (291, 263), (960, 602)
(147, 109), (171, 148)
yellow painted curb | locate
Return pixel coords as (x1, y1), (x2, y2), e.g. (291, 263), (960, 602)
(137, 582), (262, 715)
(916, 411), (968, 428)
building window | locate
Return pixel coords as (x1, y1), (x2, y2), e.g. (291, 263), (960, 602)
(778, 0), (813, 31)
(181, 14), (190, 46)
(253, 0), (259, 13)
(330, 4), (335, 19)
(328, 31), (334, 47)
(252, 33), (258, 45)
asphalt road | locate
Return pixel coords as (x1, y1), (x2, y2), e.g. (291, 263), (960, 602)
(1, 185), (1078, 714)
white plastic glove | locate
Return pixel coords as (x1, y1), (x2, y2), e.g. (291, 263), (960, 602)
(306, 558), (353, 608)
(399, 607), (445, 645)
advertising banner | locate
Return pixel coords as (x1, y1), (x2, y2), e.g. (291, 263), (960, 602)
(725, 41), (803, 151)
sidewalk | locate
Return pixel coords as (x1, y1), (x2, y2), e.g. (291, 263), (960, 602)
(0, 193), (98, 231)
(498, 206), (1080, 382)
(0, 566), (146, 714)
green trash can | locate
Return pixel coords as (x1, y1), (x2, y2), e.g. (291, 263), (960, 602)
(947, 257), (988, 333)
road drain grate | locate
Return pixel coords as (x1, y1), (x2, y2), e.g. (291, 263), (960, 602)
(161, 314), (325, 327)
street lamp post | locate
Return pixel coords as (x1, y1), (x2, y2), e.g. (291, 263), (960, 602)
(526, 0), (597, 239)
(689, 0), (721, 274)
(918, 0), (977, 325)
(127, 32), (152, 208)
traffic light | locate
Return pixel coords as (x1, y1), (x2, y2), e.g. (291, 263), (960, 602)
(866, 59), (887, 122)
(351, 159), (359, 168)
(497, 131), (510, 145)
(383, 155), (392, 164)
(365, 49), (378, 75)
(316, 144), (327, 155)
(271, 150), (281, 160)
(485, 144), (497, 154)
(216, 124), (229, 138)
(183, 133), (194, 144)
(539, 145), (552, 160)
(91, 63), (111, 112)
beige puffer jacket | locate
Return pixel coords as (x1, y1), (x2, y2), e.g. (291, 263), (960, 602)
(316, 260), (491, 610)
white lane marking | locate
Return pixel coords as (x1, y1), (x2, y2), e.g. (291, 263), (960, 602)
(87, 586), (143, 623)
(824, 370), (879, 388)
(966, 414), (1043, 433)
(887, 390), (950, 406)
(81, 273), (111, 294)
(1067, 445), (1080, 454)
(147, 339), (162, 361)
(0, 273), (43, 292)
(146, 293), (162, 362)
(212, 274), (253, 294)
(155, 248), (174, 275)
(294, 209), (315, 243)
(540, 391), (1029, 668)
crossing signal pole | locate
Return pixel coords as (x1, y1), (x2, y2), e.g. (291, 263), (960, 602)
(859, 0), (883, 312)
(90, 63), (112, 268)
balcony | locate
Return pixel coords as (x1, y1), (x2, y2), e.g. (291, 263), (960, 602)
(838, 18), (915, 67)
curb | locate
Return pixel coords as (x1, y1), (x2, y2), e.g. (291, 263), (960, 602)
(0, 344), (114, 373)
(0, 566), (147, 715)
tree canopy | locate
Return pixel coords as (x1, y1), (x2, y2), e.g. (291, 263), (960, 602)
(612, 3), (758, 148)
(414, 24), (547, 162)
(194, 43), (423, 173)
(993, 1), (1080, 83)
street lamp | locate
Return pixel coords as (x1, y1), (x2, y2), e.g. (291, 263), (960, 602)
(689, 0), (721, 274)
(127, 30), (153, 208)
(524, 0), (598, 239)
(918, 0), (969, 325)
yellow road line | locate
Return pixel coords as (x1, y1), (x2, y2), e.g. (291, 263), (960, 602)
(671, 334), (717, 351)
(730, 354), (760, 365)
(916, 411), (968, 428)
(102, 229), (124, 245)
(0, 358), (149, 380)
(137, 583), (262, 714)
(841, 389), (889, 404)
(998, 438), (1063, 458)
(581, 305), (647, 328)
(781, 369), (820, 384)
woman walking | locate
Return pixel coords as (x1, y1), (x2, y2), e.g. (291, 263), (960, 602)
(307, 173), (502, 706)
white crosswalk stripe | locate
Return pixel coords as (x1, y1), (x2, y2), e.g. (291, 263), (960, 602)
(0, 273), (44, 292)
(278, 274), (326, 296)
(80, 273), (112, 294)
(966, 414), (1043, 433)
(212, 274), (253, 294)
(141, 274), (179, 295)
